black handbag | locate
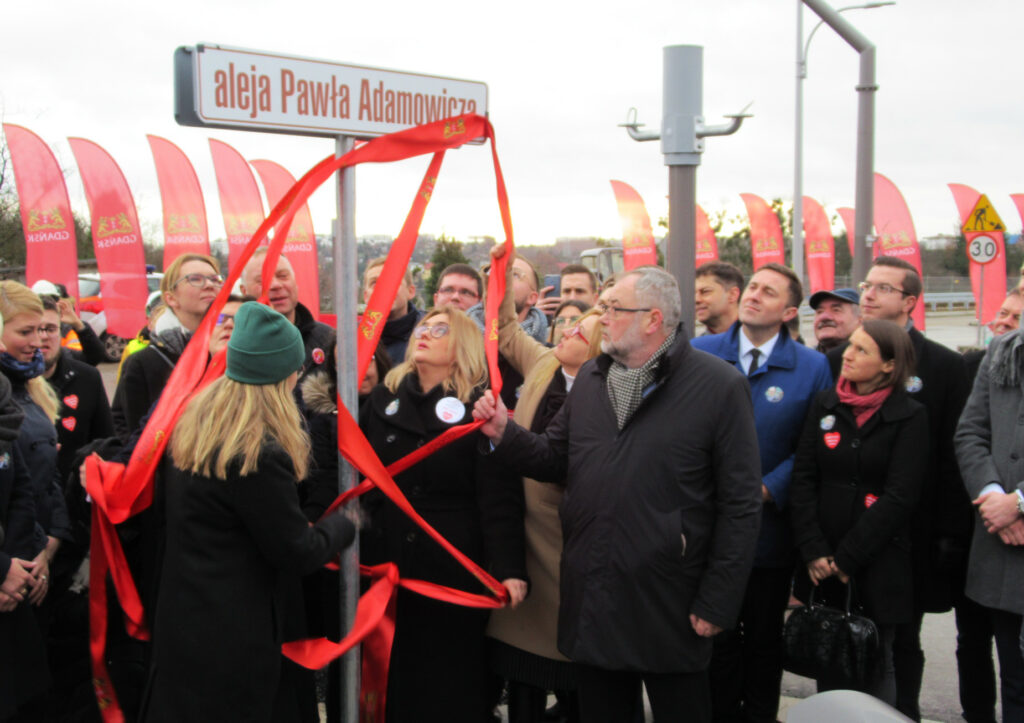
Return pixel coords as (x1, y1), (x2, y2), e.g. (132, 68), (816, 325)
(783, 581), (881, 689)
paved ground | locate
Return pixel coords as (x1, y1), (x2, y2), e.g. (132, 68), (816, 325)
(102, 310), (993, 722)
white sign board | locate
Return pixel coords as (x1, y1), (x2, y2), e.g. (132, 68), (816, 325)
(175, 44), (488, 139)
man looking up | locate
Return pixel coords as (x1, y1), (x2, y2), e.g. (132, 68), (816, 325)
(829, 255), (973, 721)
(809, 287), (860, 353)
(964, 289), (1023, 381)
(361, 256), (422, 364)
(695, 261), (743, 336)
(692, 262), (832, 723)
(112, 253), (222, 438)
(474, 264), (762, 723)
(433, 263), (482, 311)
(242, 248), (335, 377)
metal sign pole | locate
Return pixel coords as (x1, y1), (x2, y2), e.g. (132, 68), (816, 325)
(978, 264), (985, 347)
(334, 135), (360, 723)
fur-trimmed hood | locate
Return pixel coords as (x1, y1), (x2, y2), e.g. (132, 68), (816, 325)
(300, 369), (337, 415)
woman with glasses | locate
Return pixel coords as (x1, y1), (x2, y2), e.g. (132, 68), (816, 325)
(547, 300), (590, 346)
(360, 305), (528, 722)
(486, 251), (604, 723)
(112, 253), (223, 438)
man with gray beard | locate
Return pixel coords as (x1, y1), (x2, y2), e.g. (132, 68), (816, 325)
(474, 266), (762, 723)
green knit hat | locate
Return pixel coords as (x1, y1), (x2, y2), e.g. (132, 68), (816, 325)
(226, 302), (305, 385)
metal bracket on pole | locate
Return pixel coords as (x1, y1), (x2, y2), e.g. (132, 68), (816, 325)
(620, 45), (751, 338)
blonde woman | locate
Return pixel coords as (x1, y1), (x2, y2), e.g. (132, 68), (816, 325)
(360, 305), (527, 722)
(485, 253), (603, 723)
(142, 303), (354, 723)
(0, 280), (65, 609)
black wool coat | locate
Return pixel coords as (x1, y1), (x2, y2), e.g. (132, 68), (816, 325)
(111, 336), (182, 440)
(790, 388), (928, 624)
(491, 327), (763, 673)
(47, 350), (114, 484)
(828, 327), (971, 612)
(360, 374), (526, 723)
(141, 445), (354, 723)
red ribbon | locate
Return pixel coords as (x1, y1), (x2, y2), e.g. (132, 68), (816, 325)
(84, 114), (514, 722)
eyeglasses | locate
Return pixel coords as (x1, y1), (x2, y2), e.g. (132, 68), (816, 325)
(437, 286), (479, 300)
(216, 313), (234, 325)
(38, 324), (60, 337)
(562, 323), (590, 345)
(413, 322), (451, 339)
(857, 281), (909, 297)
(554, 315), (581, 327)
(174, 273), (224, 289)
(596, 301), (652, 319)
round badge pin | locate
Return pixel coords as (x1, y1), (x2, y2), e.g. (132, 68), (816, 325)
(435, 396), (465, 424)
(820, 414), (836, 431)
(765, 386), (784, 403)
(312, 347), (325, 365)
(385, 399), (400, 416)
(906, 376), (923, 394)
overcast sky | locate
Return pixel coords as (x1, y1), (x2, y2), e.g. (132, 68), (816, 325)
(2, 0), (1021, 250)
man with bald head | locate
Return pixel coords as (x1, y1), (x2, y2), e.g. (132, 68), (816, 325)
(241, 249), (334, 378)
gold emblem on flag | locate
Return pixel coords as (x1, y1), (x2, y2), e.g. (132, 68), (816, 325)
(168, 213), (202, 234)
(754, 237), (780, 253)
(420, 175), (438, 202)
(489, 318), (499, 341)
(361, 310), (383, 339)
(27, 206), (67, 232)
(96, 213), (134, 238)
(878, 232), (913, 251)
(443, 119), (466, 138)
(808, 238), (831, 254)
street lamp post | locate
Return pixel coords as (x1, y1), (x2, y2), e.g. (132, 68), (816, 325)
(793, 0), (894, 286)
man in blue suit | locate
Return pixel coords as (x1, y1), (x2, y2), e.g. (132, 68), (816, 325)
(692, 262), (832, 723)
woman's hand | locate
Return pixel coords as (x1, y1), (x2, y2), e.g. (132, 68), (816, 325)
(807, 557), (833, 586)
(502, 578), (528, 608)
(829, 559), (850, 585)
(473, 390), (508, 443)
(57, 298), (85, 331)
(27, 548), (50, 606)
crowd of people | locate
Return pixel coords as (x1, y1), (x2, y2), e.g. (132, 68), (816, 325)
(2, 245), (1024, 723)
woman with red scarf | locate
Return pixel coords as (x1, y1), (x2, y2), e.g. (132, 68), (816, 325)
(790, 319), (928, 705)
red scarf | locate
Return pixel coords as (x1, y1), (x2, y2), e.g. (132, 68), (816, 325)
(835, 376), (893, 427)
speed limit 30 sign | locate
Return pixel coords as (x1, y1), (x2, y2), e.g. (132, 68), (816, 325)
(968, 235), (999, 265)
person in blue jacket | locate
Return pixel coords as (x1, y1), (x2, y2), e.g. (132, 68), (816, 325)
(691, 263), (832, 723)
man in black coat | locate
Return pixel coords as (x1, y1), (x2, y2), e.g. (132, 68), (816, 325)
(827, 256), (977, 722)
(40, 299), (114, 483)
(475, 266), (762, 723)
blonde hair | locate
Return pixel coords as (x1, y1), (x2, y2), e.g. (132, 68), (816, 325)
(521, 308), (603, 403)
(161, 253), (220, 296)
(0, 281), (59, 422)
(384, 305), (486, 402)
(170, 375), (309, 480)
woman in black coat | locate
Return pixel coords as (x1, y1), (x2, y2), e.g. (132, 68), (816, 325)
(360, 305), (528, 723)
(790, 319), (929, 705)
(142, 303), (355, 723)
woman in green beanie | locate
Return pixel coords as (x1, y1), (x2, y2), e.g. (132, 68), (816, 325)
(142, 302), (355, 723)
(359, 305), (528, 722)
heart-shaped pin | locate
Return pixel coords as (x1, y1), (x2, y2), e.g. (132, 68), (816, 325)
(824, 431), (840, 449)
(63, 394), (79, 410)
(61, 417), (77, 432)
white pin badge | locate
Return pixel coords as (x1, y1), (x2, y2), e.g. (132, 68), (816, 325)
(765, 386), (784, 403)
(435, 396), (465, 424)
(385, 399), (400, 416)
(820, 414), (836, 431)
(906, 376), (923, 394)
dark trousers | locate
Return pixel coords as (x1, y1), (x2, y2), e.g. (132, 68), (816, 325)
(709, 566), (792, 723)
(990, 608), (1024, 723)
(577, 665), (710, 723)
(893, 612), (925, 721)
(955, 595), (997, 723)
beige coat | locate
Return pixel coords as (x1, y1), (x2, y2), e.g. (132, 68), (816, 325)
(486, 271), (569, 661)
